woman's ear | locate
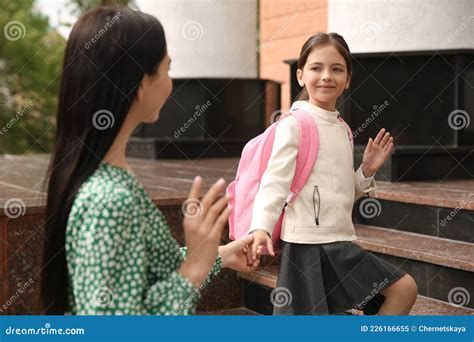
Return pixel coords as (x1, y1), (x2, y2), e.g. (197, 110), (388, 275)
(136, 74), (150, 102)
(136, 83), (143, 102)
(296, 69), (304, 87)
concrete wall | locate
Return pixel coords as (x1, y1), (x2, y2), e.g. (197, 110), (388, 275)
(138, 0), (258, 78)
(328, 0), (474, 52)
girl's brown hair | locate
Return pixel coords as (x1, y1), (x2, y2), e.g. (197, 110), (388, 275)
(296, 32), (352, 101)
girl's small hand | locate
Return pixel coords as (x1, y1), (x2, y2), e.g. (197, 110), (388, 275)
(249, 229), (275, 260)
(362, 128), (394, 177)
(218, 235), (262, 273)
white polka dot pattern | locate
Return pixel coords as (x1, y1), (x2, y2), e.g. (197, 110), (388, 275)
(65, 162), (222, 315)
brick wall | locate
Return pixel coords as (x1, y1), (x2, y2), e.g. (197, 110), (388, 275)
(259, 0), (328, 110)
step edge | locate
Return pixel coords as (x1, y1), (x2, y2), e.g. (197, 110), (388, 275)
(414, 295), (474, 314)
(355, 223), (473, 245)
(238, 271), (474, 315)
(355, 224), (474, 272)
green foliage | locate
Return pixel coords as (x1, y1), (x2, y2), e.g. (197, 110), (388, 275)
(0, 0), (137, 154)
(0, 0), (65, 154)
(68, 0), (137, 16)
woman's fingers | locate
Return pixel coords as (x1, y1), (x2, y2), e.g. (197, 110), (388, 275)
(243, 235), (254, 266)
(245, 248), (253, 266)
(211, 203), (230, 233)
(187, 176), (202, 201)
(248, 258), (260, 271)
(250, 239), (259, 261)
(203, 196), (229, 229)
(201, 178), (226, 216)
(373, 128), (386, 145)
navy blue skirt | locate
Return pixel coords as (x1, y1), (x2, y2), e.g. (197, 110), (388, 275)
(273, 241), (406, 315)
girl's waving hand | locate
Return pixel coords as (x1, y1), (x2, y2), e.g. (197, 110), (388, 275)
(362, 128), (394, 178)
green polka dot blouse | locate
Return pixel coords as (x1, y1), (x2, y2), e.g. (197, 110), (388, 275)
(65, 162), (222, 315)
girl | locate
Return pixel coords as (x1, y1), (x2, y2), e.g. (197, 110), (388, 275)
(248, 33), (417, 315)
(41, 6), (259, 315)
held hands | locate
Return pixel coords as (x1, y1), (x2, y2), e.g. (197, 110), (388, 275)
(362, 128), (394, 177)
(179, 177), (263, 288)
(248, 229), (275, 261)
(218, 235), (262, 273)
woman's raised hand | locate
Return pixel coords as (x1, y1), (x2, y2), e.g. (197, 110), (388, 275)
(179, 176), (230, 287)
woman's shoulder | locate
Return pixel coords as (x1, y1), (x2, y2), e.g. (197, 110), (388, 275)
(72, 164), (138, 213)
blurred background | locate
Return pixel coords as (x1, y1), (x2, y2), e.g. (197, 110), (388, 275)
(0, 0), (472, 316)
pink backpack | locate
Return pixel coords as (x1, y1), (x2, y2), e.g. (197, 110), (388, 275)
(226, 108), (353, 246)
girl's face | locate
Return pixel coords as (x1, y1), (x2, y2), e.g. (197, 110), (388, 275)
(297, 44), (350, 111)
(135, 54), (173, 123)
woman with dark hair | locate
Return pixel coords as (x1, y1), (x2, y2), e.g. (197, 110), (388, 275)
(42, 6), (259, 315)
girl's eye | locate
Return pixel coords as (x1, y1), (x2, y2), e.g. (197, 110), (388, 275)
(334, 68), (343, 72)
(312, 67), (321, 71)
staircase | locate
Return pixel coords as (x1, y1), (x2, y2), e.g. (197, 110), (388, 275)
(230, 191), (474, 316)
(1, 155), (472, 315)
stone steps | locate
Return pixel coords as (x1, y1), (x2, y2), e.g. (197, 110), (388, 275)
(353, 197), (474, 243)
(239, 265), (474, 315)
(241, 223), (474, 307)
(197, 307), (261, 315)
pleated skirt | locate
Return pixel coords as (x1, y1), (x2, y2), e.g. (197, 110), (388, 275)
(273, 240), (406, 315)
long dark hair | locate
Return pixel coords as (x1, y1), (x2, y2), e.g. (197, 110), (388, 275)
(296, 32), (352, 101)
(42, 6), (167, 314)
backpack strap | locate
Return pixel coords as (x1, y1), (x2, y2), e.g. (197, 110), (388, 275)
(338, 117), (354, 149)
(284, 109), (320, 205)
(276, 110), (352, 206)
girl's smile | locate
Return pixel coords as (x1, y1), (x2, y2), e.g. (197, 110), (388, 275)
(297, 44), (351, 111)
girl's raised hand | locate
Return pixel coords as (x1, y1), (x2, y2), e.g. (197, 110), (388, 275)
(362, 128), (394, 177)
